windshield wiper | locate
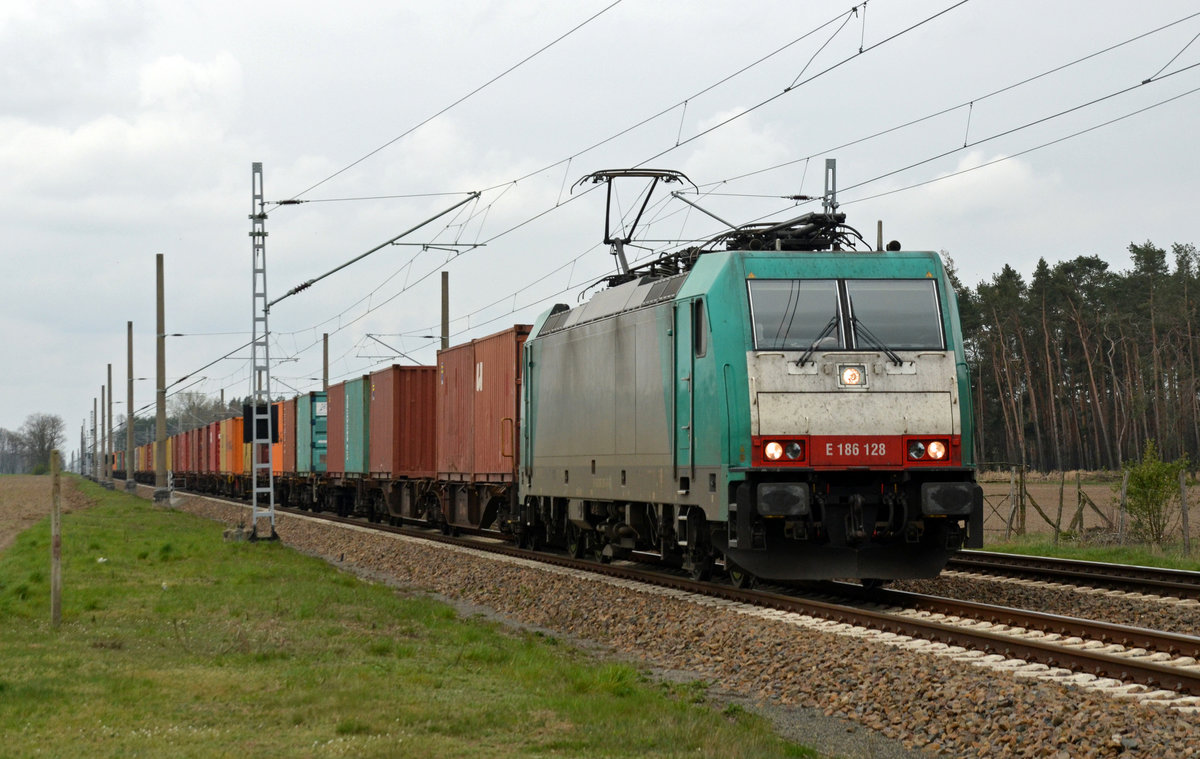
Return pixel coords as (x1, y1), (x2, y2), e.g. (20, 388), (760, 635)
(796, 315), (839, 366)
(852, 317), (903, 366)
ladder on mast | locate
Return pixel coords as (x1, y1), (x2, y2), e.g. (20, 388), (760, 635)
(249, 162), (277, 540)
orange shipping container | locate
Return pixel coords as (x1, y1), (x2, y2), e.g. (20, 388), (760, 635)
(219, 417), (245, 475)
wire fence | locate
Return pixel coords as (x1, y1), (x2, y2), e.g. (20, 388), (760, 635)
(977, 465), (1194, 554)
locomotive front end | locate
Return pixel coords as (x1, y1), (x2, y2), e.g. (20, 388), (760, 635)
(723, 251), (983, 581)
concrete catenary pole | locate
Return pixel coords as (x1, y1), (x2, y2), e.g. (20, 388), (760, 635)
(100, 384), (106, 484)
(92, 399), (98, 480)
(441, 271), (450, 351)
(126, 321), (136, 492)
(323, 332), (329, 391)
(154, 253), (169, 503)
(107, 362), (113, 486)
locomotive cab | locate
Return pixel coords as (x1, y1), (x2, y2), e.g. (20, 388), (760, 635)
(721, 254), (983, 580)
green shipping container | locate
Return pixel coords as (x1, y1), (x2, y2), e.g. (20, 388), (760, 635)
(343, 376), (370, 474)
(297, 391), (328, 473)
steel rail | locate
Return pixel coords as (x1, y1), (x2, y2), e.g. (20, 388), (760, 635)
(826, 582), (1200, 657)
(949, 550), (1200, 599)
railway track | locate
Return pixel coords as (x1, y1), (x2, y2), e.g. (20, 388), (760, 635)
(948, 550), (1200, 600)
(253, 502), (1200, 703)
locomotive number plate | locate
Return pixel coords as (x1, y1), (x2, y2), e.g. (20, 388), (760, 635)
(810, 436), (900, 467)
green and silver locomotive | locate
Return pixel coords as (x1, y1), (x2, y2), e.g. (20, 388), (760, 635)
(519, 173), (982, 585)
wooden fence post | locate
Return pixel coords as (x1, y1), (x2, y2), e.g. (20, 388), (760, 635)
(1182, 470), (1191, 558)
(1070, 471), (1085, 533)
(1054, 472), (1065, 546)
(1119, 470), (1130, 545)
(1005, 467), (1017, 540)
(51, 449), (62, 629)
(1018, 465), (1027, 536)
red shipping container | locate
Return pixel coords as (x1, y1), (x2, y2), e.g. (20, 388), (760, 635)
(279, 397), (297, 474)
(369, 365), (436, 478)
(326, 381), (346, 475)
(189, 428), (200, 473)
(176, 433), (187, 475)
(206, 421), (221, 474)
(196, 427), (208, 474)
(436, 325), (530, 482)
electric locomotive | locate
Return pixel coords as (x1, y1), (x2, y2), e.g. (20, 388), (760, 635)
(518, 171), (982, 584)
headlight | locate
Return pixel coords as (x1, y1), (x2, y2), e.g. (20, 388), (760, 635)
(765, 441), (784, 461)
(785, 441), (803, 460)
(927, 440), (946, 460)
(908, 441), (926, 460)
(839, 364), (866, 386)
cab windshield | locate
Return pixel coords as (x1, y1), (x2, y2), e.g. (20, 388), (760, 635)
(747, 278), (944, 352)
(746, 279), (841, 351)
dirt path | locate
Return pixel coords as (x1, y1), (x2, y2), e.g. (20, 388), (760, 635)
(0, 475), (93, 553)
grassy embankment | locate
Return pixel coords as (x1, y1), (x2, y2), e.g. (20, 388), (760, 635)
(0, 479), (812, 758)
(981, 535), (1200, 572)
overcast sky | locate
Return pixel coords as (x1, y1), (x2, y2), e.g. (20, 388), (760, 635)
(3, 0), (1198, 457)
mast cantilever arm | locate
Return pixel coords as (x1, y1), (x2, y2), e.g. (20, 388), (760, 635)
(268, 191), (481, 310)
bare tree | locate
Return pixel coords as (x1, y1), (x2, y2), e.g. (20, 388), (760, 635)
(19, 413), (66, 474)
(0, 428), (27, 474)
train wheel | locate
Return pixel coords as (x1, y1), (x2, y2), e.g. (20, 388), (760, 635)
(727, 560), (756, 590)
(566, 525), (585, 559)
(592, 538), (611, 564)
(686, 550), (713, 582)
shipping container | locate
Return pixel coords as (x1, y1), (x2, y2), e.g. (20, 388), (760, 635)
(218, 417), (245, 475)
(188, 428), (200, 473)
(279, 397), (297, 474)
(242, 417), (253, 475)
(326, 382), (345, 474)
(344, 376), (370, 475)
(436, 339), (475, 478)
(204, 421), (221, 473)
(369, 365), (436, 478)
(436, 325), (531, 482)
(175, 433), (187, 474)
(296, 392), (328, 473)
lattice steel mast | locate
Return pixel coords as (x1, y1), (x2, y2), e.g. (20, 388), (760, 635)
(249, 162), (277, 540)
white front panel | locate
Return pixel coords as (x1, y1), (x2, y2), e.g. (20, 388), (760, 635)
(757, 391), (955, 436)
(747, 350), (960, 436)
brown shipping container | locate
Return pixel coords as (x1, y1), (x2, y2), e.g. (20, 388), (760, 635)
(436, 339), (474, 478)
(436, 325), (530, 482)
(280, 397), (297, 474)
(326, 381), (346, 474)
(369, 365), (436, 478)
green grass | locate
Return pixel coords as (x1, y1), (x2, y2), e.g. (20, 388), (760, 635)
(0, 480), (815, 758)
(981, 534), (1200, 572)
